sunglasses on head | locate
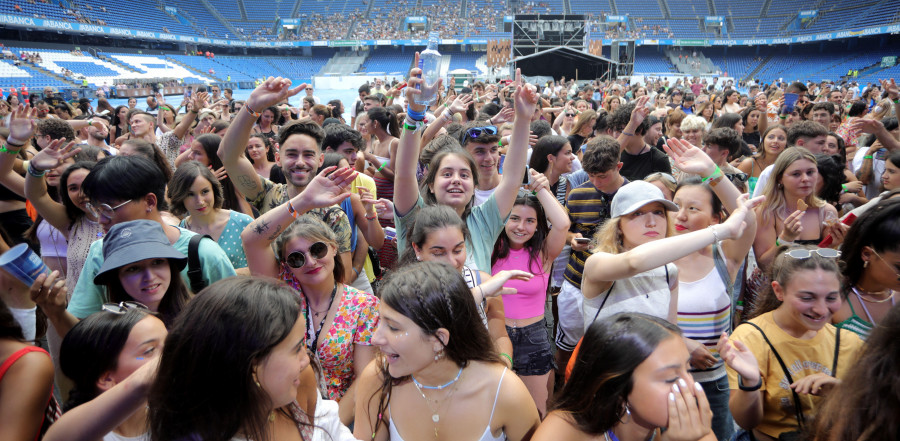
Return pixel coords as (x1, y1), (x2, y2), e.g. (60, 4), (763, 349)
(463, 126), (498, 142)
(784, 248), (840, 259)
(102, 301), (149, 314)
(285, 241), (330, 268)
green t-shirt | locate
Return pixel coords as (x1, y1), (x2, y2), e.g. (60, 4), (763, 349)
(68, 226), (237, 319)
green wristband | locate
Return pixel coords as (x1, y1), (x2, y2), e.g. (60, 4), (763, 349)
(864, 155), (873, 159)
(0, 144), (21, 155)
(403, 122), (418, 132)
(702, 165), (723, 183)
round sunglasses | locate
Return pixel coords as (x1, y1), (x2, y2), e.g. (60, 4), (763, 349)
(285, 241), (330, 268)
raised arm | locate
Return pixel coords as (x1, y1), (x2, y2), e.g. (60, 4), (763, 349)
(616, 96), (651, 153)
(25, 139), (82, 235)
(494, 69), (535, 217)
(355, 187), (385, 249)
(583, 194), (762, 296)
(43, 357), (157, 441)
(420, 93), (473, 149)
(0, 105), (35, 197)
(393, 53), (428, 216)
(241, 166), (356, 278)
(665, 138), (758, 270)
(527, 170), (570, 266)
(219, 78), (305, 201)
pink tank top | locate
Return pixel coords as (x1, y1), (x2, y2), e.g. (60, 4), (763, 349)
(492, 247), (549, 319)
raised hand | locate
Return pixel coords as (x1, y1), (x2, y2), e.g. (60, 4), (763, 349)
(374, 198), (394, 221)
(880, 78), (899, 101)
(7, 104), (37, 144)
(780, 208), (805, 242)
(246, 77), (306, 113)
(526, 169), (550, 194)
(850, 117), (884, 134)
(512, 68), (538, 120)
(192, 91), (209, 112)
(718, 194), (765, 240)
(448, 93), (473, 115)
(492, 106), (515, 125)
(664, 138), (716, 177)
(629, 96), (652, 127)
(717, 332), (760, 383)
(358, 186), (377, 215)
(405, 52), (427, 113)
(30, 139), (81, 172)
(295, 166), (357, 211)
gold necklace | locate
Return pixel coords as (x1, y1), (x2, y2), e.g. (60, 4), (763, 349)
(412, 369), (464, 439)
(853, 286), (894, 303)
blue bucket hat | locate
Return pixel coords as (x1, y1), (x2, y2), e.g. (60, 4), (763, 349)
(93, 220), (187, 285)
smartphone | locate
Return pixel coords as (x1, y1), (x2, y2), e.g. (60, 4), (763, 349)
(574, 237), (591, 244)
(185, 88), (192, 99)
(783, 93), (798, 114)
(523, 166), (533, 185)
(384, 227), (397, 243)
(875, 148), (887, 161)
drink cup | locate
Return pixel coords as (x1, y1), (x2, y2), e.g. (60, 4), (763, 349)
(0, 243), (51, 286)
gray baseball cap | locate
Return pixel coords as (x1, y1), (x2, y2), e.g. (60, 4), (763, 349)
(611, 180), (679, 218)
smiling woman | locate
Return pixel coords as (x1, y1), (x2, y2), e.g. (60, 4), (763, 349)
(721, 246), (864, 441)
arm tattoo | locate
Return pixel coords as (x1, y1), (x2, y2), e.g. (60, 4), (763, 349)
(253, 220), (270, 235)
(266, 225), (283, 241)
(237, 174), (255, 188)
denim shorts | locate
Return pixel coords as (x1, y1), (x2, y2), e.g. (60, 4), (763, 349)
(507, 319), (556, 376)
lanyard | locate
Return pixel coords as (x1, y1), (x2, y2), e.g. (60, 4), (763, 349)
(304, 284), (338, 353)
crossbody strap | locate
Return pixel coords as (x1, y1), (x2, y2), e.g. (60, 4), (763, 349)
(188, 234), (211, 293)
(832, 326), (841, 376)
(741, 321), (806, 429)
(590, 282), (616, 324)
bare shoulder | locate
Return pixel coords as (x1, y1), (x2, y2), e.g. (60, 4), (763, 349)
(532, 411), (595, 441)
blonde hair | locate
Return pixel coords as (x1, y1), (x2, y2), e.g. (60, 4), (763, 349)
(680, 115), (707, 132)
(868, 98), (894, 121)
(756, 147), (826, 225)
(590, 205), (675, 254)
(572, 110), (597, 136)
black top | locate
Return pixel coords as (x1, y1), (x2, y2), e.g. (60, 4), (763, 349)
(620, 146), (672, 182)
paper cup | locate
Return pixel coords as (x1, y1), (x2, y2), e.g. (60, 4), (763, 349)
(0, 243), (51, 286)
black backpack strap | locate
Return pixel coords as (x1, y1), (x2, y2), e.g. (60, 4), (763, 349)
(832, 326), (841, 376)
(742, 321), (806, 429)
(590, 282), (616, 324)
(187, 234), (211, 293)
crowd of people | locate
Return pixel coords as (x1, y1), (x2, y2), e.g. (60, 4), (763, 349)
(1, 51), (900, 441)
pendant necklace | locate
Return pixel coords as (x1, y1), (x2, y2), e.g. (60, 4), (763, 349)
(412, 369), (464, 438)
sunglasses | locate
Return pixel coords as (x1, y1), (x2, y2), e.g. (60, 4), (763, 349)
(785, 248), (841, 259)
(565, 113), (576, 117)
(86, 199), (132, 220)
(102, 301), (149, 314)
(463, 126), (497, 142)
(725, 172), (749, 183)
(285, 241), (330, 268)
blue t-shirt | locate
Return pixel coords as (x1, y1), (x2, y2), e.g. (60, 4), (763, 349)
(179, 210), (253, 269)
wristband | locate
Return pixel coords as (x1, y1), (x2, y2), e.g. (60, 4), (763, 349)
(244, 103), (261, 118)
(376, 162), (387, 172)
(500, 352), (513, 368)
(863, 155), (873, 159)
(352, 267), (360, 278)
(442, 111), (453, 123)
(365, 212), (377, 220)
(0, 144), (21, 155)
(406, 106), (425, 121)
(701, 165), (723, 183)
(841, 183), (848, 192)
(893, 98), (900, 104)
(738, 374), (762, 392)
(187, 108), (198, 114)
(402, 122), (418, 132)
(5, 138), (26, 148)
(775, 237), (793, 247)
(27, 162), (46, 177)
(621, 131), (635, 137)
(287, 199), (299, 219)
(709, 225), (720, 244)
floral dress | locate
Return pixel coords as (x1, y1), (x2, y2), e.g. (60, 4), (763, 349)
(280, 267), (380, 400)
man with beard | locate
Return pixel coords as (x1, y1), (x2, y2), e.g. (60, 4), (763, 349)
(74, 114), (111, 152)
(218, 77), (354, 282)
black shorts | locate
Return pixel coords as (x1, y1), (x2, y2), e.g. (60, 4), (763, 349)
(506, 319), (555, 376)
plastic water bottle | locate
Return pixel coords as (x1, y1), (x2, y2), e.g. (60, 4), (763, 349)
(415, 32), (442, 106)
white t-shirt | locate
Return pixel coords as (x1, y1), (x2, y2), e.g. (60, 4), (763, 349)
(474, 187), (496, 206)
(851, 146), (886, 200)
(751, 164), (774, 198)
